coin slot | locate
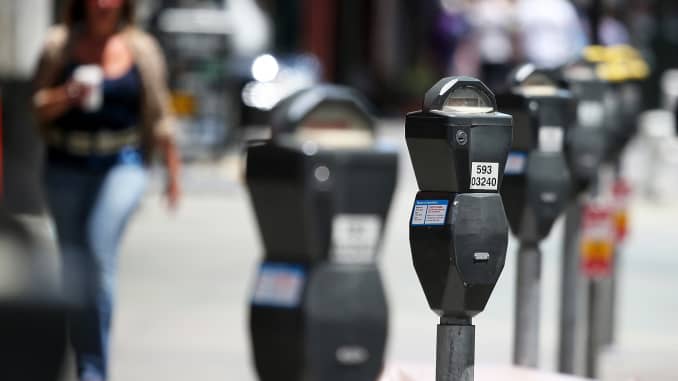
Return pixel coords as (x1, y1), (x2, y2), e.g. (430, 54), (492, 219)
(473, 252), (490, 263)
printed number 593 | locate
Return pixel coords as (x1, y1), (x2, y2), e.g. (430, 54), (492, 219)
(476, 165), (493, 175)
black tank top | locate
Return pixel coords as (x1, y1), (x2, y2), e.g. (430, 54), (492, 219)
(48, 62), (143, 170)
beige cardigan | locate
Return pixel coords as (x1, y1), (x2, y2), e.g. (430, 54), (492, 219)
(32, 25), (175, 162)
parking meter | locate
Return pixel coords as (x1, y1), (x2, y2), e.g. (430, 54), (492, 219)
(406, 77), (511, 381)
(498, 65), (573, 242)
(554, 59), (611, 374)
(246, 86), (398, 381)
(574, 46), (649, 166)
(494, 65), (573, 367)
(0, 211), (68, 381)
(559, 62), (611, 193)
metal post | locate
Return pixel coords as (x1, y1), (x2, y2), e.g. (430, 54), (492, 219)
(585, 279), (605, 378)
(437, 320), (475, 381)
(558, 198), (583, 374)
(602, 251), (619, 347)
(513, 242), (542, 367)
(602, 162), (623, 347)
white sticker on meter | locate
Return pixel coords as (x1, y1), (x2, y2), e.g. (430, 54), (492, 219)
(331, 214), (381, 263)
(538, 126), (564, 153)
(411, 200), (449, 226)
(470, 162), (499, 190)
(578, 101), (605, 128)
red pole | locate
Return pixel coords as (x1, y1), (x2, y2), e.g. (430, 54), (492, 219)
(304, 0), (337, 81)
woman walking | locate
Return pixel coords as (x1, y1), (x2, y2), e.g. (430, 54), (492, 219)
(32, 0), (181, 379)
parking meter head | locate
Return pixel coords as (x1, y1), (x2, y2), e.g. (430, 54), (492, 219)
(247, 85), (397, 263)
(406, 77), (511, 319)
(246, 140), (398, 264)
(598, 58), (647, 157)
(562, 62), (609, 191)
(270, 85), (375, 149)
(410, 192), (509, 318)
(570, 50), (646, 161)
(497, 69), (573, 241)
(511, 64), (576, 133)
(406, 77), (513, 193)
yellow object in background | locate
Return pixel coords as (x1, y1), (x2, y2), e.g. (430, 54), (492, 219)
(583, 44), (650, 82)
(596, 62), (629, 82)
(584, 45), (608, 63)
(170, 91), (197, 117)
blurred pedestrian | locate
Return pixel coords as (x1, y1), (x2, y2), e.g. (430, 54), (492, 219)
(31, 0), (181, 380)
(432, 0), (473, 76)
(515, 0), (587, 68)
(458, 0), (519, 91)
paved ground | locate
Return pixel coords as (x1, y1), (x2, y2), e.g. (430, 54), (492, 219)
(42, 122), (678, 380)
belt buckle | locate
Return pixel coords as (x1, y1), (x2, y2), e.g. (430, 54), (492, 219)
(67, 131), (92, 156)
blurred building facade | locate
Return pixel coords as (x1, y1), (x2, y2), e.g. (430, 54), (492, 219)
(3, 0), (678, 213)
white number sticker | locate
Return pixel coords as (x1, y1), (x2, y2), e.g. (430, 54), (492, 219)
(578, 101), (605, 128)
(331, 214), (381, 263)
(539, 126), (565, 153)
(470, 162), (499, 190)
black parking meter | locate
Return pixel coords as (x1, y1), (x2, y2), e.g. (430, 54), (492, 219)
(246, 86), (398, 381)
(555, 60), (611, 374)
(0, 211), (69, 381)
(498, 66), (573, 242)
(562, 62), (610, 192)
(495, 65), (573, 367)
(406, 77), (511, 381)
(588, 46), (649, 162)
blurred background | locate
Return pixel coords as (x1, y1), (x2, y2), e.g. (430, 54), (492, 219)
(1, 0), (678, 380)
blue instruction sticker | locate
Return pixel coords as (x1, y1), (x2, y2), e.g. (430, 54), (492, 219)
(504, 151), (527, 175)
(251, 263), (306, 308)
(411, 200), (449, 226)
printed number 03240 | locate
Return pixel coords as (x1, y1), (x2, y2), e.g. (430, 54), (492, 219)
(470, 162), (499, 190)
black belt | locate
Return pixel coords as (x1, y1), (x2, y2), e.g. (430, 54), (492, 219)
(46, 127), (140, 156)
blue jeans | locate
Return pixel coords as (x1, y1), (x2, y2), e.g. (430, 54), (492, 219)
(44, 162), (147, 381)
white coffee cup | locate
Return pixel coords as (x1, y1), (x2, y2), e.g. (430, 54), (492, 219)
(73, 65), (104, 112)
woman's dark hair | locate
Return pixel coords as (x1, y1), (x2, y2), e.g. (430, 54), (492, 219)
(62, 0), (135, 28)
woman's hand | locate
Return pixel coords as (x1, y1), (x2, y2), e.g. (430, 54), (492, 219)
(159, 136), (182, 211)
(33, 81), (89, 122)
(165, 169), (181, 210)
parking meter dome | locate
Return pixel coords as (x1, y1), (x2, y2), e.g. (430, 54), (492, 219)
(423, 76), (496, 114)
(406, 77), (513, 193)
(269, 85), (375, 149)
